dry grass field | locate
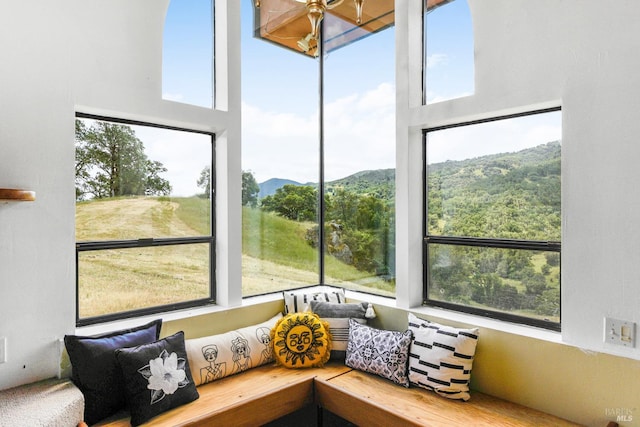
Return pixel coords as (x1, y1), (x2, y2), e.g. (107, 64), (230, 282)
(77, 198), (394, 318)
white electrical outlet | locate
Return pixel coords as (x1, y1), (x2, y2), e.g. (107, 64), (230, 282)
(604, 318), (636, 347)
(0, 337), (6, 363)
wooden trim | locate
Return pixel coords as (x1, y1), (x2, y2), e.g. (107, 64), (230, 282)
(0, 188), (35, 201)
(315, 378), (422, 427)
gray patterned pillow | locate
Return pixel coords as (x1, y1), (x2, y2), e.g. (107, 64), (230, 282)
(310, 301), (369, 360)
(407, 313), (479, 400)
(345, 319), (412, 387)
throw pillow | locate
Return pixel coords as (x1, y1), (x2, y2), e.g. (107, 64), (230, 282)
(407, 313), (479, 401)
(63, 319), (162, 424)
(115, 331), (199, 426)
(283, 289), (346, 314)
(310, 301), (370, 360)
(271, 312), (331, 368)
(345, 319), (412, 387)
(184, 313), (282, 386)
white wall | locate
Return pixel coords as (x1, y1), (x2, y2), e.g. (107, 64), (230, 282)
(0, 0), (76, 389)
(1, 0), (640, 397)
(397, 0), (640, 360)
(0, 0), (241, 390)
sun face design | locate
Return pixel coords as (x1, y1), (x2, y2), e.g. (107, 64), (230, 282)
(273, 313), (329, 367)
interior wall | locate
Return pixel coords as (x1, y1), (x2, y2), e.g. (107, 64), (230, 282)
(370, 303), (640, 427)
(0, 2), (638, 425)
(0, 0), (238, 391)
(399, 0), (640, 360)
(0, 0), (76, 389)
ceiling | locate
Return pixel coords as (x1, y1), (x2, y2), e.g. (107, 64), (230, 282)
(252, 0), (455, 57)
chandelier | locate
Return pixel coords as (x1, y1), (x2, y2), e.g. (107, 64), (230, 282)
(253, 0), (425, 57)
(293, 0), (365, 40)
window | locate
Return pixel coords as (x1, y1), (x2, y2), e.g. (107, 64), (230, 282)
(323, 15), (396, 297)
(241, 0), (319, 296)
(163, 0), (214, 108)
(424, 0), (474, 104)
(241, 2), (396, 298)
(75, 114), (215, 325)
(424, 108), (561, 330)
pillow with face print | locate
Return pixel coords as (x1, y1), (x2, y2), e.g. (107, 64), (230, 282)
(270, 312), (331, 368)
(184, 313), (282, 386)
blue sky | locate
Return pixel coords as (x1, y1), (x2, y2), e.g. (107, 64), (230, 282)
(149, 0), (560, 196)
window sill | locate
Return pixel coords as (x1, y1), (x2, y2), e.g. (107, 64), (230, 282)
(76, 286), (561, 348)
(409, 306), (562, 344)
(341, 288), (562, 345)
(75, 292), (285, 337)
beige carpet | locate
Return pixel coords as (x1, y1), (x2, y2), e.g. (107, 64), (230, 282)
(0, 378), (84, 427)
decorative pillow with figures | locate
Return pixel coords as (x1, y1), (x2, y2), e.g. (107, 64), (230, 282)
(184, 313), (282, 386)
(271, 312), (332, 368)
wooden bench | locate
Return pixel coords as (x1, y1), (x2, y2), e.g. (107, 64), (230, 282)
(95, 362), (351, 427)
(316, 369), (581, 427)
(95, 362), (583, 426)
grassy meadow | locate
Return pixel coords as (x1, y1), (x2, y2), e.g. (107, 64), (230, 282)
(77, 197), (393, 318)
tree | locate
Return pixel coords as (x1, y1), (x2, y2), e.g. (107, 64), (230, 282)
(242, 170), (260, 207)
(197, 166), (211, 198)
(261, 185), (316, 221)
(75, 120), (172, 200)
(145, 160), (172, 196)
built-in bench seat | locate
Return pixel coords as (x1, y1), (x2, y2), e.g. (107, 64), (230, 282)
(95, 362), (581, 427)
(95, 362), (351, 427)
(315, 368), (581, 427)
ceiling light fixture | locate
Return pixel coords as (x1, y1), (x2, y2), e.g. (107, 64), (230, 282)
(294, 0), (364, 40)
(297, 32), (315, 53)
(354, 0), (364, 24)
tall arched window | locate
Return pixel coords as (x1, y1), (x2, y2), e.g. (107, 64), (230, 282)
(163, 0), (214, 108)
(424, 0), (474, 104)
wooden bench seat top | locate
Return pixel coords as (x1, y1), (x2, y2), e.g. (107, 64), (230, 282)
(95, 362), (351, 427)
(95, 363), (582, 426)
(315, 369), (582, 427)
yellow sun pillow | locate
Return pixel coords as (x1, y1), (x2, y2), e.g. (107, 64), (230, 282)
(271, 312), (332, 368)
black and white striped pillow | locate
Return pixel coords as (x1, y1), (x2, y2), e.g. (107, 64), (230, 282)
(407, 313), (479, 401)
(282, 289), (346, 314)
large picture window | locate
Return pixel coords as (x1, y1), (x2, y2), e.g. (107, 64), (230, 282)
(241, 1), (396, 298)
(75, 114), (215, 325)
(424, 108), (561, 329)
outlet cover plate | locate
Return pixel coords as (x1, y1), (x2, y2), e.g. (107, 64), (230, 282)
(604, 317), (636, 347)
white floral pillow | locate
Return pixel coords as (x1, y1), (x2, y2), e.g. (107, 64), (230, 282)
(115, 331), (199, 426)
(407, 313), (479, 401)
(185, 313), (282, 386)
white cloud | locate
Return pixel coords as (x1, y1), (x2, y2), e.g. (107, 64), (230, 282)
(138, 127), (212, 197)
(242, 83), (397, 184)
(427, 111), (562, 164)
(426, 53), (448, 69)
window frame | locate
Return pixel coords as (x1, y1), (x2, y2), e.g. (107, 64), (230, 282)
(75, 112), (216, 326)
(422, 107), (562, 331)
